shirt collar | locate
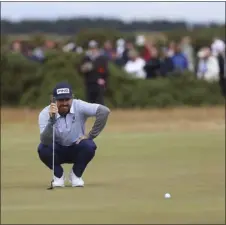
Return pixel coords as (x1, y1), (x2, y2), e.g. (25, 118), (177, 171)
(69, 104), (75, 114)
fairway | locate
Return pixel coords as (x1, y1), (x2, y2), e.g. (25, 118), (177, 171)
(1, 107), (225, 224)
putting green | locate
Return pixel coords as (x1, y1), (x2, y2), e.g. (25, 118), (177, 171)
(1, 108), (225, 224)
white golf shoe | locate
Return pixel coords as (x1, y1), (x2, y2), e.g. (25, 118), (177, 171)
(52, 174), (65, 187)
(69, 170), (84, 187)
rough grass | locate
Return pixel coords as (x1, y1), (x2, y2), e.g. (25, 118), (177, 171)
(1, 107), (225, 224)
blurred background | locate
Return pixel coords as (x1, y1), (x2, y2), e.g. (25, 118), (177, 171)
(1, 1), (225, 108)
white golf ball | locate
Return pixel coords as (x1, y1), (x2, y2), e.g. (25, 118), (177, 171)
(164, 193), (171, 198)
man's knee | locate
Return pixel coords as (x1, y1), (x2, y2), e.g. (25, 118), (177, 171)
(80, 139), (97, 155)
(38, 143), (52, 161)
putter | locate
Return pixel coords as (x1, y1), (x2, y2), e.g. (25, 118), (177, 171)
(47, 97), (56, 190)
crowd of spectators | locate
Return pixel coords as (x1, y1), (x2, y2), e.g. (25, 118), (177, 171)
(9, 34), (225, 104)
(10, 34), (225, 84)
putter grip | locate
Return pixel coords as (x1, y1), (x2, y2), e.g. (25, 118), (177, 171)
(51, 97), (56, 122)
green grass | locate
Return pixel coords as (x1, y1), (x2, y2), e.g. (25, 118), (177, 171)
(1, 123), (225, 224)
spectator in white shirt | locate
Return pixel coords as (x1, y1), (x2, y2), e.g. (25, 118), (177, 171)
(180, 36), (195, 72)
(197, 47), (220, 82)
(116, 38), (125, 58)
(124, 50), (146, 79)
(211, 38), (225, 57)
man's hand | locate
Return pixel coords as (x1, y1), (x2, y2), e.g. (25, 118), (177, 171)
(76, 135), (89, 144)
(49, 103), (58, 118)
(97, 78), (105, 86)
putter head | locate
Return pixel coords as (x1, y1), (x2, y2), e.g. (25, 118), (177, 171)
(47, 180), (54, 190)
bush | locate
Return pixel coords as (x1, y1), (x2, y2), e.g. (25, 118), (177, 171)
(1, 51), (224, 109)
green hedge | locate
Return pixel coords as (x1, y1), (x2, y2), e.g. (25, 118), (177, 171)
(1, 51), (224, 109)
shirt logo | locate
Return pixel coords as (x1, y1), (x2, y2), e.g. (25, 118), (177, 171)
(57, 88), (70, 95)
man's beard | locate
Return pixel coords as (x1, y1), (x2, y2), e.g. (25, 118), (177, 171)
(59, 105), (71, 116)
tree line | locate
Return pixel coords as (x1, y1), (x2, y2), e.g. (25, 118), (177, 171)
(1, 18), (223, 34)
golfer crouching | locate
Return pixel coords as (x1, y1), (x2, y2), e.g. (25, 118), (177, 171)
(37, 82), (110, 187)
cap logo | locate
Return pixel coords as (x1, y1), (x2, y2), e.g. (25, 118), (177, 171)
(56, 88), (70, 95)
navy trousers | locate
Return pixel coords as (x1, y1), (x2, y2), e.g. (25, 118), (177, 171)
(38, 139), (96, 178)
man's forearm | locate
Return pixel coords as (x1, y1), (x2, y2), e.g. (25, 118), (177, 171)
(40, 118), (54, 145)
(88, 105), (110, 139)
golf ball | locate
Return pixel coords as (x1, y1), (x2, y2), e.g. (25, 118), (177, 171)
(164, 193), (171, 198)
